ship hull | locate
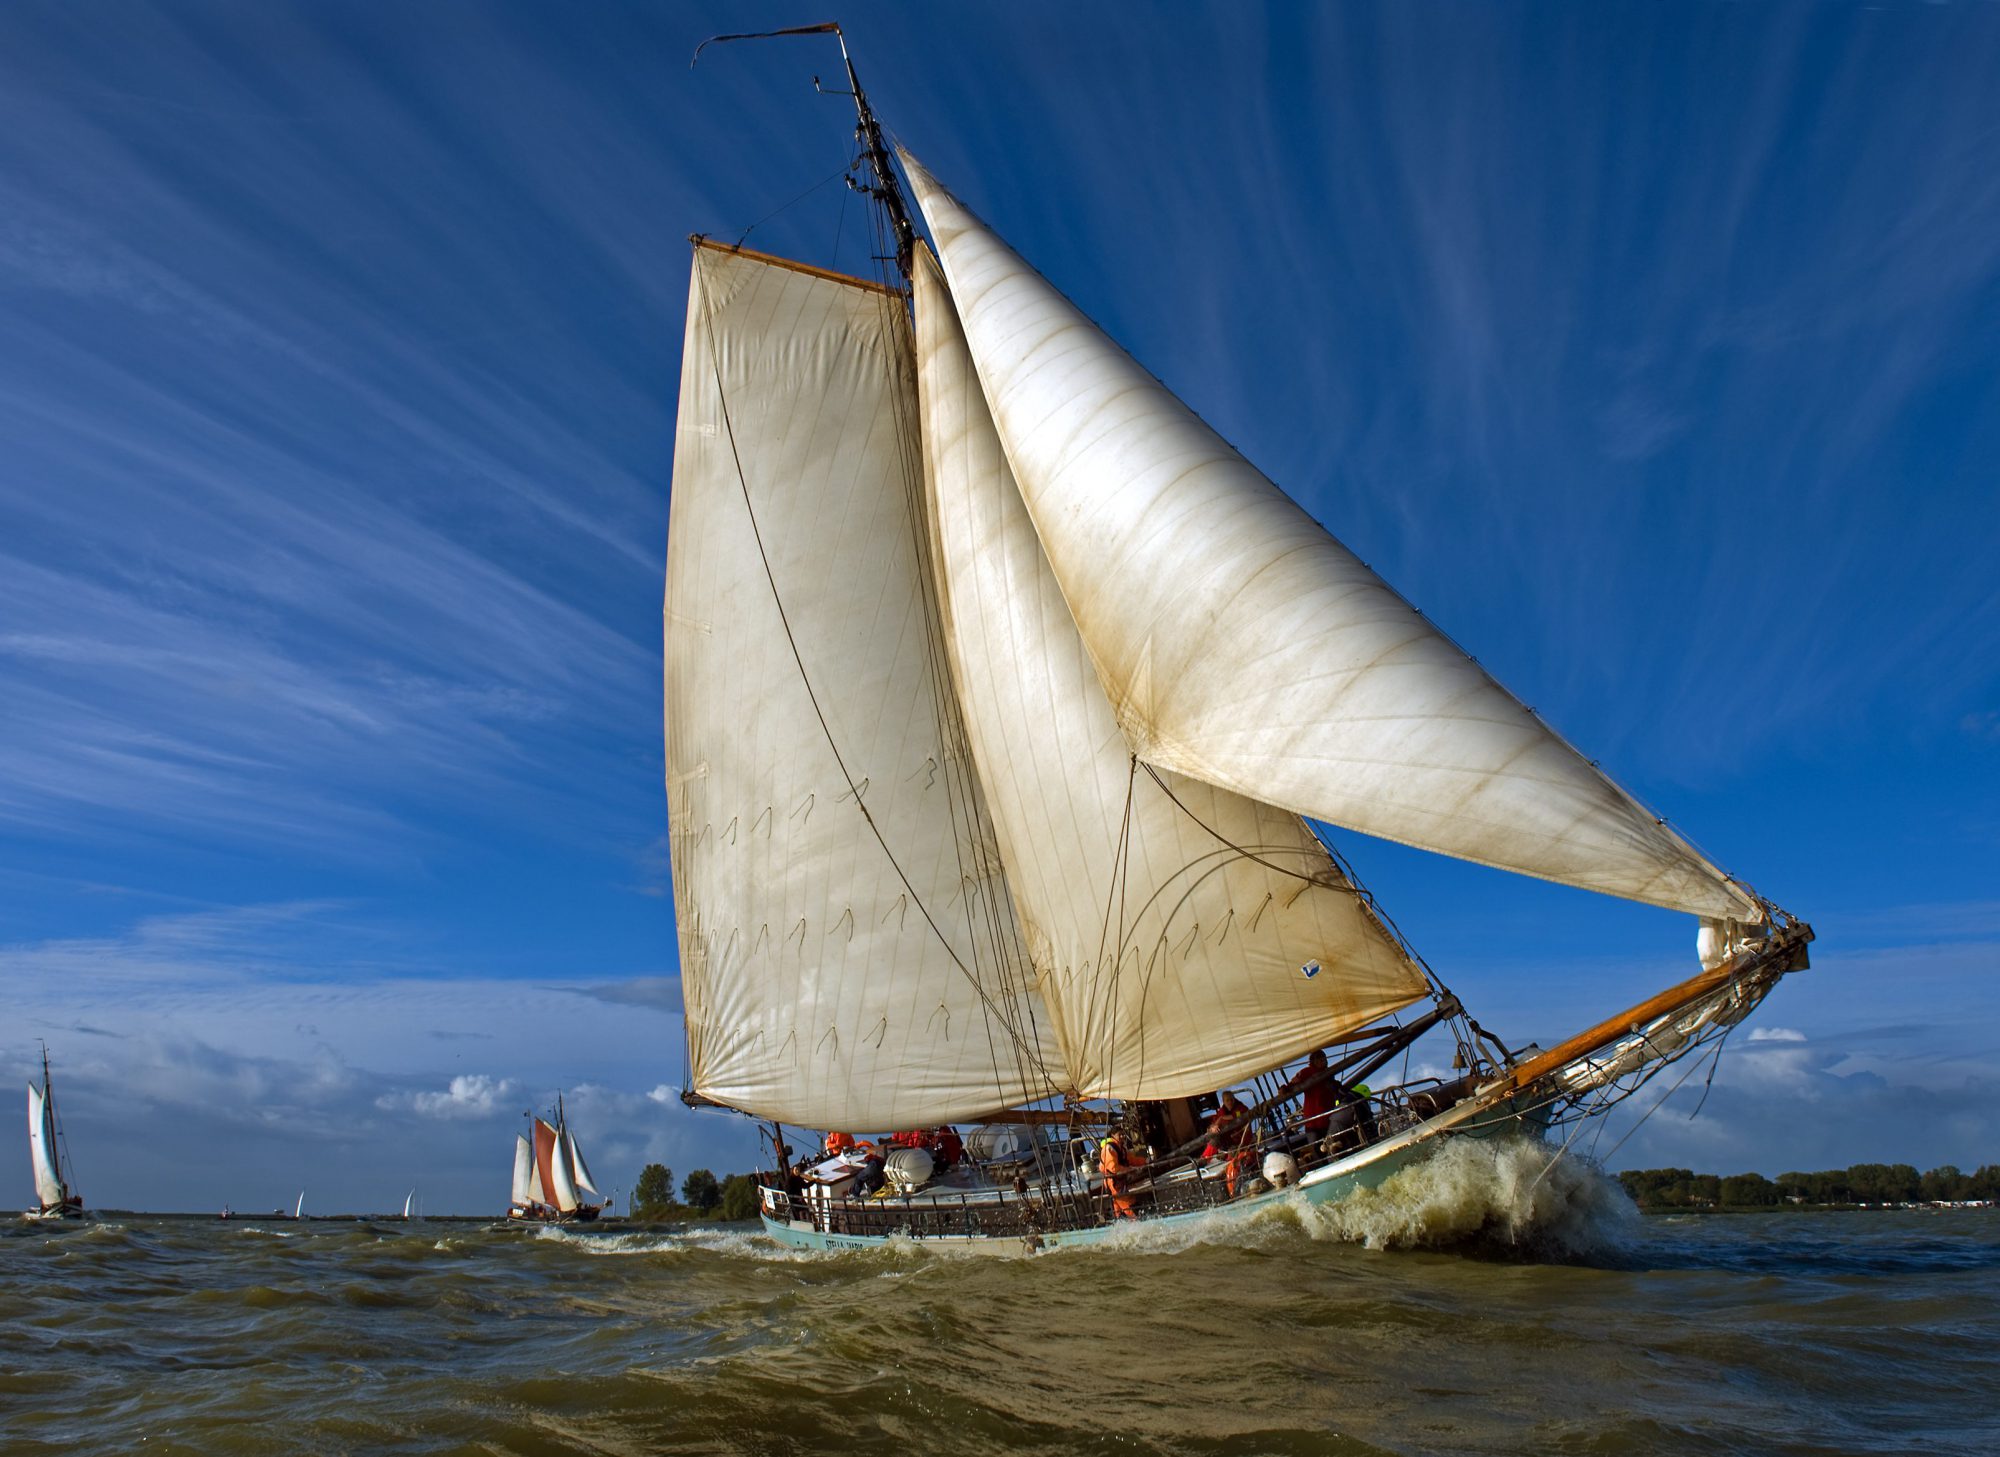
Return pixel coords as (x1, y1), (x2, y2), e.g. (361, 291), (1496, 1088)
(22, 1198), (86, 1223)
(506, 1204), (604, 1225)
(758, 1091), (1551, 1255)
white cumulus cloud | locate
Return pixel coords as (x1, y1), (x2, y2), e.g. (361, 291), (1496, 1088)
(381, 1073), (517, 1120)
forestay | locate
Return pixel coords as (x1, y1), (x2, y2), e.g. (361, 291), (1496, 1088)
(666, 243), (1067, 1130)
(903, 154), (1759, 925)
(914, 246), (1428, 1099)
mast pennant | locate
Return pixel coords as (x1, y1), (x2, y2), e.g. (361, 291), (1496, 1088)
(902, 152), (1759, 925)
(914, 245), (1428, 1101)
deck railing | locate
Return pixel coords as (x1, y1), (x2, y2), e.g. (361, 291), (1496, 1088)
(756, 1077), (1483, 1239)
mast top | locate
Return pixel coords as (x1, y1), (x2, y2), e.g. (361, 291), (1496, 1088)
(691, 20), (918, 279)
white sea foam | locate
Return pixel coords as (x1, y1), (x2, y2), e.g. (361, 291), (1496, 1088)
(1293, 1135), (1636, 1255)
(1056, 1136), (1634, 1259)
(531, 1223), (830, 1262)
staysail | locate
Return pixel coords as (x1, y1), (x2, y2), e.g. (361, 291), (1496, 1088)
(26, 1083), (64, 1209)
(914, 245), (1430, 1099)
(903, 154), (1759, 925)
(666, 242), (1068, 1128)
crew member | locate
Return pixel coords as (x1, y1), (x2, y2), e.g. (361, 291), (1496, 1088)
(1281, 1049), (1337, 1141)
(1203, 1090), (1257, 1197)
(1321, 1082), (1377, 1156)
(1098, 1128), (1147, 1219)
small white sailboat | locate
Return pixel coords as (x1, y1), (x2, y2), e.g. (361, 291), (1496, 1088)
(24, 1045), (84, 1222)
(507, 1095), (607, 1223)
(403, 1188), (416, 1221)
(666, 26), (1813, 1254)
(293, 1191), (305, 1221)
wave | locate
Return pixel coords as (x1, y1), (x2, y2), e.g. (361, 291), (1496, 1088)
(1294, 1134), (1637, 1256)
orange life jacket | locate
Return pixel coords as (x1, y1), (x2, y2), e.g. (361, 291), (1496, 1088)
(1099, 1138), (1136, 1182)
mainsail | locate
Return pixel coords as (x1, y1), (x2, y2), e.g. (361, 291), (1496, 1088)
(913, 245), (1429, 1099)
(26, 1082), (64, 1209)
(531, 1117), (559, 1205)
(666, 242), (1067, 1129)
(901, 153), (1760, 926)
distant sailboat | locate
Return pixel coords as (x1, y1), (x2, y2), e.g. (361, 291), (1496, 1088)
(669, 26), (1813, 1253)
(23, 1045), (84, 1222)
(507, 1095), (606, 1223)
(294, 1191), (305, 1221)
(403, 1189), (416, 1221)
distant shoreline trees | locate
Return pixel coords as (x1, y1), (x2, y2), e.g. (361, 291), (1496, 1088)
(627, 1162), (761, 1222)
(1618, 1162), (1998, 1210)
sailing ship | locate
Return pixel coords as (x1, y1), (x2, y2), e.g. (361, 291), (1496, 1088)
(667, 26), (1813, 1253)
(507, 1096), (607, 1223)
(24, 1044), (84, 1222)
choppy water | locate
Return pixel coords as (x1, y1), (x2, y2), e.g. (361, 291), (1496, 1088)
(5, 1141), (1995, 1456)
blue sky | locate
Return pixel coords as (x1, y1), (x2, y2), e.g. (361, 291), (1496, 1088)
(3, 2), (1995, 1213)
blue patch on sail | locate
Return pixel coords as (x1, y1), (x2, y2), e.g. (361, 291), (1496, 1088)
(1301, 960), (1321, 980)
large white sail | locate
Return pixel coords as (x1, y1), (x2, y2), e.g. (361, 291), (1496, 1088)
(26, 1083), (63, 1209)
(548, 1133), (580, 1215)
(511, 1133), (534, 1207)
(903, 154), (1760, 925)
(563, 1130), (600, 1199)
(666, 242), (1068, 1128)
(914, 246), (1429, 1099)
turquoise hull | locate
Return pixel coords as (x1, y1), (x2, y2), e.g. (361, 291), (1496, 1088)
(759, 1092), (1550, 1255)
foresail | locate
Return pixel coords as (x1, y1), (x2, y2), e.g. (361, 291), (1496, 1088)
(915, 246), (1430, 1099)
(564, 1131), (600, 1199)
(27, 1083), (64, 1207)
(903, 153), (1760, 924)
(666, 242), (1069, 1130)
